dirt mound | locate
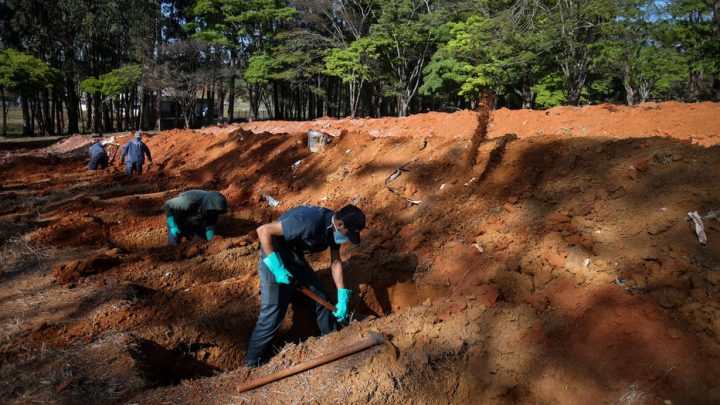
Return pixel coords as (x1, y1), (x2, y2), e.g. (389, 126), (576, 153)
(489, 101), (720, 146)
(53, 249), (123, 284)
(239, 109), (481, 138)
(33, 213), (109, 248)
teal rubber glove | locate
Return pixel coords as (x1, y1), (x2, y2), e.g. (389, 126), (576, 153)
(333, 288), (351, 322)
(262, 252), (292, 284)
(205, 225), (215, 241)
(166, 215), (181, 238)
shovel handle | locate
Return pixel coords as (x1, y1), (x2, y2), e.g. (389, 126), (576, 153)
(297, 284), (337, 312)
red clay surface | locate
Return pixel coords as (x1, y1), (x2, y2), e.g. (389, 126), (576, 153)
(1, 101), (719, 404)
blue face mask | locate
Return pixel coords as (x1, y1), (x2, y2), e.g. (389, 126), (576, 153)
(332, 219), (350, 245)
(334, 230), (349, 245)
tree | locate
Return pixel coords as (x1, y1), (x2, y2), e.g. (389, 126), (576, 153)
(422, 2), (552, 109)
(324, 37), (382, 117)
(658, 0), (719, 100)
(189, 0), (296, 121)
(80, 65), (143, 131)
(368, 0), (440, 116)
(0, 49), (63, 136)
(160, 40), (214, 129)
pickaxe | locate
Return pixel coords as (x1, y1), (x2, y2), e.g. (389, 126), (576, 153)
(295, 283), (337, 312)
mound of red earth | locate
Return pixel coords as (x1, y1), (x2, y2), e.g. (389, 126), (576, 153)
(53, 248), (123, 284)
(0, 102), (719, 404)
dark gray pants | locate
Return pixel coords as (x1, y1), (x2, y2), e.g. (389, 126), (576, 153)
(244, 253), (335, 367)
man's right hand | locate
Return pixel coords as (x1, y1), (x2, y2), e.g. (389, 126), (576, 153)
(262, 252), (293, 284)
(166, 215), (181, 238)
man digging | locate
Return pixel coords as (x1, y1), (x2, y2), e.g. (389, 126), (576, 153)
(243, 204), (366, 368)
(87, 136), (112, 170)
(164, 190), (228, 246)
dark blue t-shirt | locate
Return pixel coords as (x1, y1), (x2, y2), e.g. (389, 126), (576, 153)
(270, 206), (338, 267)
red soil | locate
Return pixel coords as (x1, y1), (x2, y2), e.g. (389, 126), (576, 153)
(1, 102), (719, 404)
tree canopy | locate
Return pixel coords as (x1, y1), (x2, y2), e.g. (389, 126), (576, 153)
(0, 0), (717, 134)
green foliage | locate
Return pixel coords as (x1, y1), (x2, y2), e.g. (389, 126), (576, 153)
(532, 74), (566, 108)
(80, 64), (142, 98)
(323, 38), (383, 84)
(0, 49), (63, 96)
(189, 0), (296, 48)
(80, 76), (104, 94)
(243, 53), (277, 84)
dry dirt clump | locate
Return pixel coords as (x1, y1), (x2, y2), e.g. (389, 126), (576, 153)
(1, 103), (720, 404)
(53, 249), (123, 284)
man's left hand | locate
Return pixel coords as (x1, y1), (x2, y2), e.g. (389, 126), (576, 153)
(333, 288), (352, 322)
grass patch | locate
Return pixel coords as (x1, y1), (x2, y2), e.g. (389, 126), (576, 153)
(0, 236), (55, 275)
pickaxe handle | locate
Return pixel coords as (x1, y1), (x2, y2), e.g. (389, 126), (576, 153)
(109, 144), (120, 162)
(296, 284), (337, 312)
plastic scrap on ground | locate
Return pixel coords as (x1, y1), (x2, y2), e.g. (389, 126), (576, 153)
(688, 211), (707, 245)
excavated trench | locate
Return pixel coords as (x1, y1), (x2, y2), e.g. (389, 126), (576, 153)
(128, 336), (219, 387)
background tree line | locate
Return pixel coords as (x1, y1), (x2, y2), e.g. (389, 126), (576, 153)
(0, 0), (718, 136)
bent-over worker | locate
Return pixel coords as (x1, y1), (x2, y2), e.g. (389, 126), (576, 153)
(244, 204), (366, 367)
(88, 139), (109, 170)
(164, 190), (228, 246)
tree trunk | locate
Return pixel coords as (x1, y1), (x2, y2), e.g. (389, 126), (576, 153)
(42, 89), (54, 135)
(93, 91), (102, 132)
(51, 91), (58, 134)
(397, 95), (409, 117)
(184, 107), (191, 129)
(116, 98), (122, 130)
(79, 97), (86, 133)
(272, 81), (280, 120)
(21, 95), (32, 135)
(1, 88), (6, 137)
(218, 85), (226, 123)
(138, 88), (145, 130)
(30, 100), (40, 135)
(227, 52), (236, 122)
(29, 100), (35, 135)
(124, 93), (130, 130)
(209, 85), (215, 126)
(85, 93), (91, 132)
(155, 91), (161, 131)
(57, 92), (65, 134)
(248, 83), (260, 121)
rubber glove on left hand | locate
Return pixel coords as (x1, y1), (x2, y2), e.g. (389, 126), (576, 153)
(333, 288), (352, 322)
(205, 225), (215, 241)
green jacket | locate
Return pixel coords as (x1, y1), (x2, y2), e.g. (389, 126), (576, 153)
(164, 190), (227, 230)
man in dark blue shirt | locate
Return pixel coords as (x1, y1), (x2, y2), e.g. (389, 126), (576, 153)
(87, 139), (109, 170)
(244, 204), (366, 367)
(120, 131), (153, 175)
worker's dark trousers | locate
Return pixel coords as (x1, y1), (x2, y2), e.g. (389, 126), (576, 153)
(244, 253), (335, 367)
(125, 161), (143, 175)
(88, 153), (108, 170)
